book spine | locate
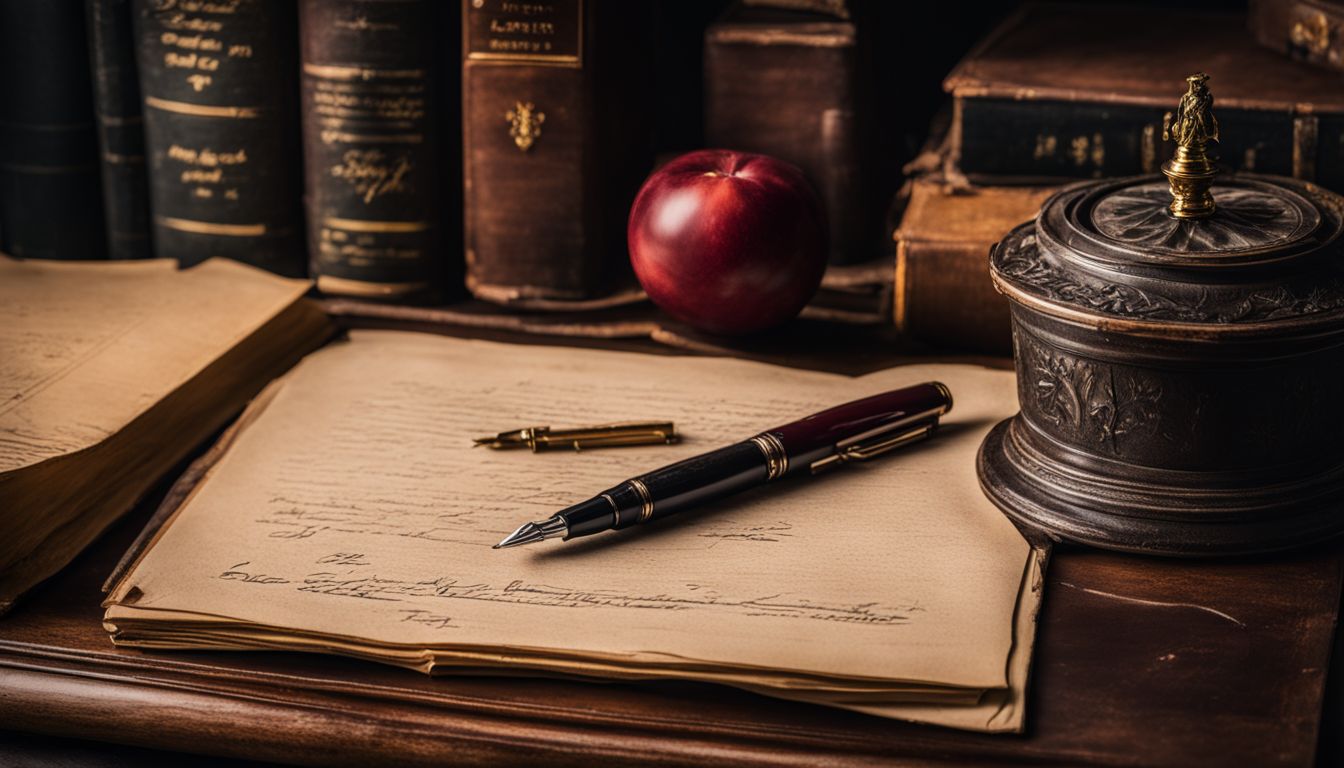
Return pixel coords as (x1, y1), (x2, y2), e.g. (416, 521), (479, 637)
(300, 0), (442, 299)
(87, 0), (153, 260)
(705, 17), (872, 265)
(894, 237), (1011, 355)
(0, 0), (106, 260)
(132, 0), (303, 275)
(1249, 0), (1344, 73)
(953, 97), (1344, 192)
(462, 0), (651, 303)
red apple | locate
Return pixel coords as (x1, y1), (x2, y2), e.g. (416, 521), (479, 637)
(627, 149), (827, 335)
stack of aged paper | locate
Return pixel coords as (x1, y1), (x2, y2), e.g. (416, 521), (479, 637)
(104, 331), (1043, 732)
(0, 256), (329, 612)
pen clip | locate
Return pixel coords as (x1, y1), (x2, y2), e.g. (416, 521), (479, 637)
(809, 419), (939, 474)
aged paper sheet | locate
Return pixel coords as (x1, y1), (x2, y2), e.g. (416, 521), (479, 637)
(0, 255), (319, 609)
(107, 331), (1039, 731)
(0, 256), (310, 474)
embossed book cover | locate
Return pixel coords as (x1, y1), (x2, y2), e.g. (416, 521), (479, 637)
(461, 0), (654, 304)
(300, 0), (448, 299)
(132, 0), (303, 275)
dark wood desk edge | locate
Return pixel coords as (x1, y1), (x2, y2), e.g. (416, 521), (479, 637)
(0, 644), (978, 768)
(1, 325), (1337, 767)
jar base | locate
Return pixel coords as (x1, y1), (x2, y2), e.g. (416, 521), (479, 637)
(977, 417), (1344, 557)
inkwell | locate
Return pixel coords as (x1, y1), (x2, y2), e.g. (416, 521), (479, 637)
(978, 73), (1344, 556)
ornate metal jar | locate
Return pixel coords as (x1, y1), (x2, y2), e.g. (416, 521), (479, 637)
(977, 74), (1344, 556)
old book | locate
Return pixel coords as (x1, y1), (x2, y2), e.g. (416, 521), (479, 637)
(0, 0), (106, 260)
(705, 4), (875, 265)
(0, 255), (330, 614)
(104, 331), (1042, 732)
(945, 3), (1344, 190)
(87, 0), (153, 260)
(462, 0), (654, 303)
(1250, 0), (1344, 73)
(894, 178), (1056, 354)
(132, 0), (304, 275)
(300, 0), (446, 299)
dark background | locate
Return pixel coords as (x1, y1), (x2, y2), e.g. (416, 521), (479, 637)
(650, 0), (1254, 167)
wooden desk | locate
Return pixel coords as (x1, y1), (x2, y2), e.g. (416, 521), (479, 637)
(2, 455), (1340, 766)
(0, 325), (1339, 766)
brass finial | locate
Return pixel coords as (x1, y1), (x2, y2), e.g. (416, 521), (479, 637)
(1161, 73), (1220, 219)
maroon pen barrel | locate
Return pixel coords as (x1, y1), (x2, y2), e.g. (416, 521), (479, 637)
(767, 382), (953, 462)
(556, 381), (954, 540)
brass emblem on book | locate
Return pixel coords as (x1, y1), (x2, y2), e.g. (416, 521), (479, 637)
(506, 101), (544, 152)
(1161, 73), (1219, 219)
(1291, 11), (1332, 55)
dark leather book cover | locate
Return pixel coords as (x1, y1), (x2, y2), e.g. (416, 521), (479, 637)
(705, 3), (876, 265)
(0, 0), (106, 260)
(87, 0), (152, 260)
(132, 0), (303, 276)
(301, 0), (451, 300)
(462, 0), (654, 304)
(893, 178), (1056, 354)
(1249, 0), (1344, 73)
(945, 3), (1344, 191)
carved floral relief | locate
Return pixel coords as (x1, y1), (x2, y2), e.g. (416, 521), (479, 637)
(1016, 336), (1162, 455)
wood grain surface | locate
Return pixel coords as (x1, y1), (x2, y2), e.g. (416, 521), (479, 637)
(0, 330), (1338, 766)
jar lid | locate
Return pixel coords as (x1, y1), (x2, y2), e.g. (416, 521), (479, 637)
(991, 74), (1344, 338)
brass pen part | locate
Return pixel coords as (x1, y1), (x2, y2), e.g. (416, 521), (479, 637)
(473, 422), (677, 452)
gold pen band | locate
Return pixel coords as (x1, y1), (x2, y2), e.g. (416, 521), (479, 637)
(750, 433), (789, 481)
(628, 478), (654, 523)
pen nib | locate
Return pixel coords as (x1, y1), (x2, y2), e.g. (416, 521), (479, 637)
(494, 517), (568, 549)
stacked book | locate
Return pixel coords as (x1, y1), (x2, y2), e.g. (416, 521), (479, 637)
(0, 256), (329, 611)
(3, 1), (897, 327)
(893, 2), (1344, 353)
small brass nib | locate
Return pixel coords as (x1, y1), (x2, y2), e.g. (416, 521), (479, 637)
(1161, 72), (1220, 219)
(473, 422), (677, 452)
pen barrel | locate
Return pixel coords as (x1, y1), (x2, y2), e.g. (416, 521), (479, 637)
(769, 381), (952, 460)
(560, 382), (952, 541)
(605, 443), (767, 529)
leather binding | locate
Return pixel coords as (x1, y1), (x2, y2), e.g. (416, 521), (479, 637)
(945, 3), (1344, 191)
(87, 0), (152, 260)
(893, 178), (1055, 354)
(462, 0), (654, 304)
(301, 0), (446, 300)
(1250, 0), (1344, 73)
(0, 0), (106, 260)
(705, 3), (875, 265)
(132, 0), (303, 275)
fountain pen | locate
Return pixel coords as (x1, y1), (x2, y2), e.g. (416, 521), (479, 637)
(494, 381), (952, 549)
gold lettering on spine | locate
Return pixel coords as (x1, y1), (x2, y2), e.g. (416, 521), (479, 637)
(305, 5), (433, 280)
(329, 150), (412, 203)
(165, 143), (247, 199)
(149, 0), (250, 94)
(464, 0), (583, 67)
